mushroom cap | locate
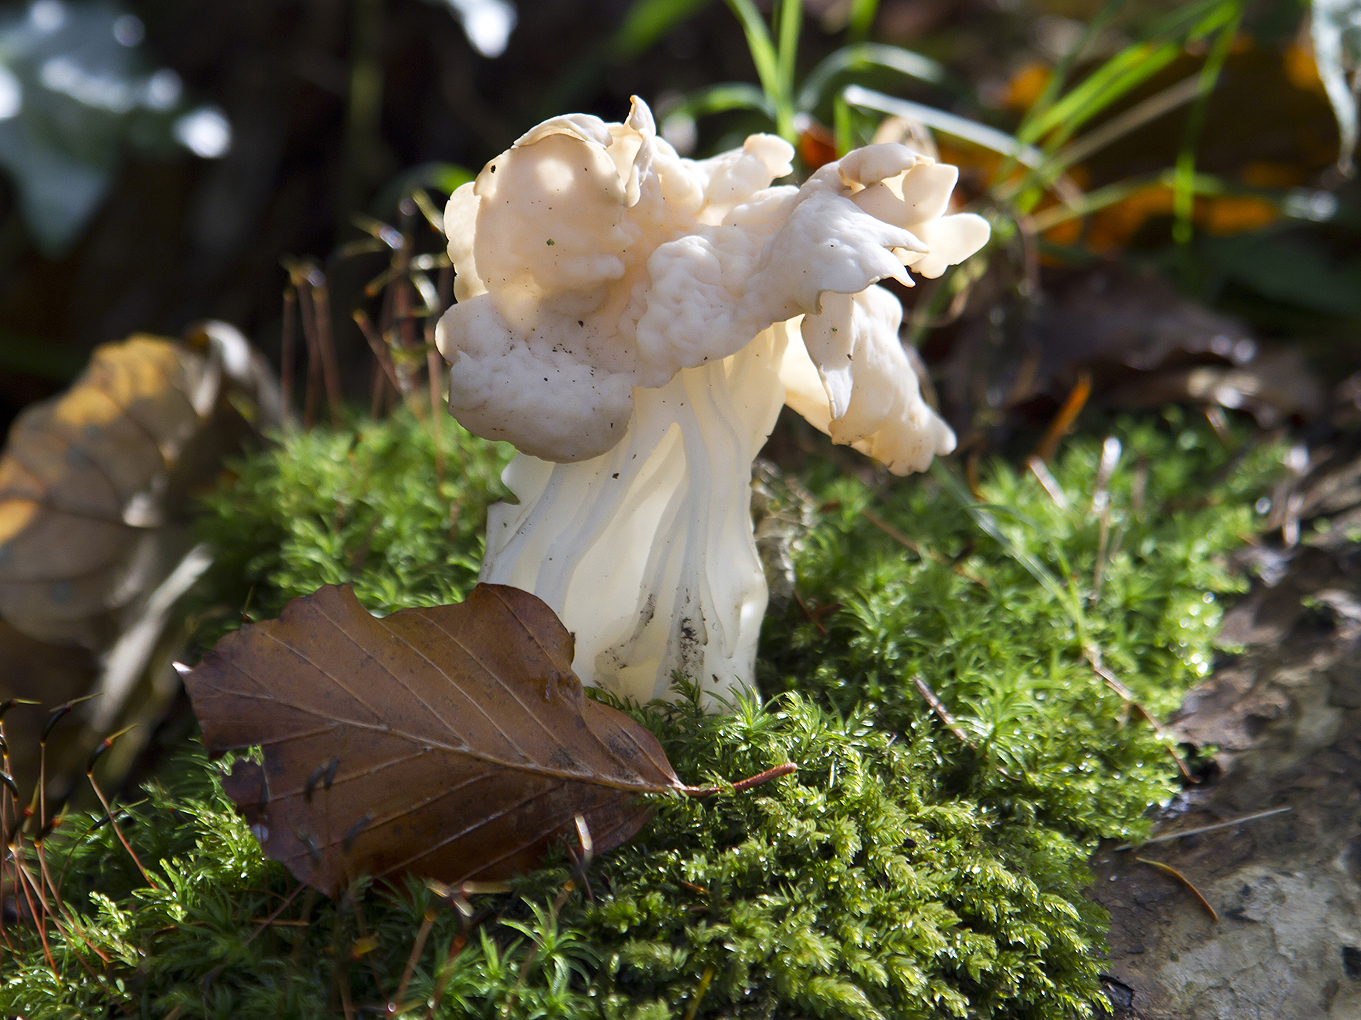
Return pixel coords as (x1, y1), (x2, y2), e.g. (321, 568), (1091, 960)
(437, 99), (988, 468)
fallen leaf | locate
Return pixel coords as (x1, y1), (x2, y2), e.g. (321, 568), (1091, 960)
(934, 267), (1323, 443)
(0, 326), (283, 802)
(184, 583), (694, 896)
(0, 336), (203, 647)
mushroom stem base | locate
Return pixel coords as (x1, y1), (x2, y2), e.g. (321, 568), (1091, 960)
(479, 325), (791, 708)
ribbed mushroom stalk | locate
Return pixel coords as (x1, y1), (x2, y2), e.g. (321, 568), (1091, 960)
(436, 98), (989, 707)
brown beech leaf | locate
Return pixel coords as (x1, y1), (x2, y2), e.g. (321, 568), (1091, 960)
(183, 583), (694, 896)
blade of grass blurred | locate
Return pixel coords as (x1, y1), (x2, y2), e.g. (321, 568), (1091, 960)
(1043, 76), (1201, 180)
(847, 0), (878, 42)
(1001, 74), (1202, 210)
(843, 86), (1043, 165)
(1023, 0), (1236, 149)
(610, 0), (716, 59)
(995, 0), (1131, 182)
(1002, 0), (1241, 216)
(832, 92), (854, 154)
(537, 0), (716, 119)
(663, 82), (776, 126)
(1173, 10), (1240, 250)
(1024, 169), (1212, 232)
(1025, 166), (1340, 235)
(724, 0), (789, 136)
(775, 0), (803, 125)
(797, 43), (950, 113)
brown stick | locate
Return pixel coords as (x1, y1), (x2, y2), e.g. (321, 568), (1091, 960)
(1034, 371), (1092, 462)
(1114, 806), (1292, 851)
(354, 310), (403, 394)
(1088, 655), (1195, 783)
(391, 908), (437, 1013)
(860, 508), (989, 588)
(427, 347), (445, 487)
(280, 287), (297, 421)
(295, 275), (323, 429)
(1137, 857), (1218, 922)
(308, 271), (343, 428)
(369, 365), (385, 420)
(244, 881), (307, 946)
(912, 675), (973, 746)
(13, 859), (58, 978)
(687, 762), (797, 798)
(87, 770), (156, 888)
(683, 964), (717, 1020)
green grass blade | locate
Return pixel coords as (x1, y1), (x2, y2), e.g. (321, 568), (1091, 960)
(843, 85), (1043, 165)
(776, 0), (804, 116)
(724, 0), (783, 114)
(663, 82), (776, 124)
(1025, 168), (1242, 233)
(797, 43), (948, 112)
(847, 0), (879, 41)
(1174, 9), (1241, 248)
(1011, 0), (1130, 142)
(1022, 0), (1234, 145)
(608, 0), (717, 60)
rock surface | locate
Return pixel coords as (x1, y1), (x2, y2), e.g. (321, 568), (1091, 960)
(1092, 542), (1361, 1019)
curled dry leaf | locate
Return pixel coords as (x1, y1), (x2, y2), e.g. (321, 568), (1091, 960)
(0, 328), (282, 649)
(0, 336), (205, 647)
(0, 327), (282, 801)
(935, 268), (1323, 441)
(184, 583), (700, 896)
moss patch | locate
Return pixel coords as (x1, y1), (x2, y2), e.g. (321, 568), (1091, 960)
(1, 408), (1282, 1019)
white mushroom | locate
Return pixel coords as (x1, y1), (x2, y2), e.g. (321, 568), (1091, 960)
(436, 97), (988, 707)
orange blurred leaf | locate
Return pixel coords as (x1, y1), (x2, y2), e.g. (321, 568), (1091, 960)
(0, 336), (207, 646)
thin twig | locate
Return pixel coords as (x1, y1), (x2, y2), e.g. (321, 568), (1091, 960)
(1026, 456), (1071, 510)
(1113, 806), (1292, 851)
(1088, 655), (1195, 783)
(1034, 371), (1092, 462)
(354, 309), (403, 394)
(87, 770), (156, 888)
(503, 881), (578, 1020)
(308, 270), (343, 428)
(426, 912), (480, 1020)
(370, 365), (386, 420)
(244, 881), (307, 946)
(686, 763), (797, 798)
(1136, 857), (1218, 922)
(280, 287), (297, 420)
(390, 908), (437, 1013)
(337, 965), (356, 1020)
(13, 859), (58, 977)
(683, 964), (717, 1020)
(792, 586), (827, 636)
(860, 508), (989, 588)
(345, 883), (384, 989)
(912, 675), (973, 746)
(293, 269), (323, 429)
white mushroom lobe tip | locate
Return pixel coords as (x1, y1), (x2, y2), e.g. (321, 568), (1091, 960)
(437, 98), (989, 707)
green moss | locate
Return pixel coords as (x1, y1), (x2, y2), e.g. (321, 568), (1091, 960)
(191, 410), (515, 644)
(763, 406), (1277, 845)
(0, 407), (1282, 1019)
